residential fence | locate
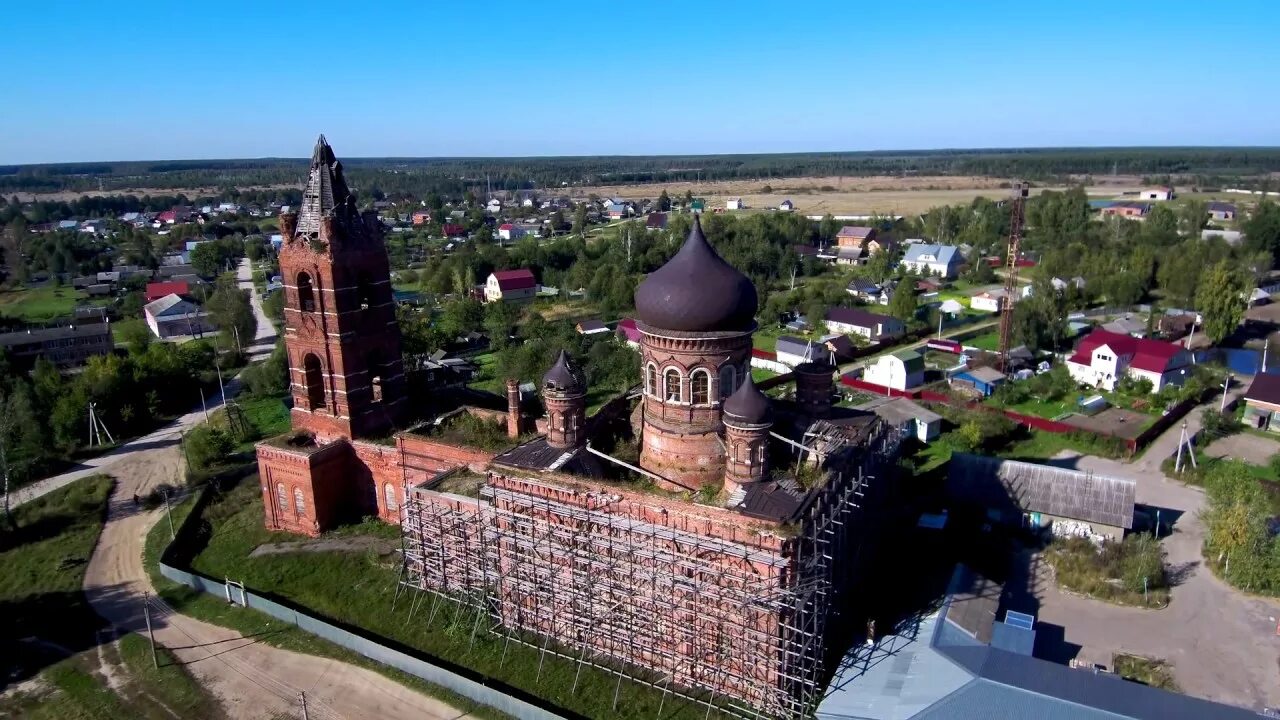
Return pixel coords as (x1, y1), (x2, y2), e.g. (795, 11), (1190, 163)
(158, 484), (567, 720)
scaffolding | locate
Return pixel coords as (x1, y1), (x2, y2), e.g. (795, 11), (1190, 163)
(398, 420), (902, 719)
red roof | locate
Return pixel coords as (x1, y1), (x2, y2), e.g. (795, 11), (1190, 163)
(498, 223), (514, 231)
(752, 348), (777, 361)
(491, 268), (536, 291)
(1068, 329), (1185, 374)
(157, 210), (177, 222)
(442, 224), (466, 237)
(145, 280), (190, 302)
(616, 317), (642, 342)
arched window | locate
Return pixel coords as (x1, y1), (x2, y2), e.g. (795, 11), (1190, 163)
(276, 483), (288, 511)
(690, 369), (711, 405)
(297, 272), (315, 312)
(366, 351), (384, 403)
(384, 483), (398, 513)
(303, 353), (325, 410)
(293, 487), (306, 515)
(719, 364), (737, 400)
(646, 363), (658, 396)
(664, 368), (683, 403)
(357, 271), (373, 311)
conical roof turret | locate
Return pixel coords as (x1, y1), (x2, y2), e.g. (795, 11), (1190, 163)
(723, 372), (772, 426)
(542, 349), (585, 394)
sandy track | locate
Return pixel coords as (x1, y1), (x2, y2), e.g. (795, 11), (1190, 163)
(81, 441), (473, 720)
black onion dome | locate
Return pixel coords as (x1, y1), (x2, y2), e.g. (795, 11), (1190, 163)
(634, 215), (758, 332)
(542, 350), (585, 394)
(723, 372), (772, 426)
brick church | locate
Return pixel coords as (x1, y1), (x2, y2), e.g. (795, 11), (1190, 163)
(256, 136), (901, 719)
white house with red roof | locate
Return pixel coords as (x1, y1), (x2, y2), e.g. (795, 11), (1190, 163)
(484, 268), (537, 304)
(1065, 329), (1191, 392)
(497, 223), (526, 242)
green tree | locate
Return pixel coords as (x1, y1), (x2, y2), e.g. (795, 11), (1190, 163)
(1179, 199), (1208, 235)
(887, 282), (918, 321)
(204, 276), (256, 350)
(189, 241), (223, 277)
(1243, 200), (1280, 266)
(1196, 260), (1247, 344)
(657, 190), (671, 212)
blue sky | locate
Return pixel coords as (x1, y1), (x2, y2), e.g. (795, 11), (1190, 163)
(3, 0), (1278, 163)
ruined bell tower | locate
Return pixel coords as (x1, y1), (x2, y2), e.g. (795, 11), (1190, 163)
(277, 135), (406, 440)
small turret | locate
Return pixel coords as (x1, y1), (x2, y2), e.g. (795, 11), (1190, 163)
(542, 350), (587, 449)
(722, 373), (773, 494)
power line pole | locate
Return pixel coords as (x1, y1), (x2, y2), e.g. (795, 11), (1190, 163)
(1220, 373), (1232, 413)
(143, 592), (158, 668)
(199, 387), (209, 423)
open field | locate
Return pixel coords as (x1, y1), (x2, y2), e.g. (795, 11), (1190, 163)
(555, 175), (1147, 216)
(0, 285), (86, 321)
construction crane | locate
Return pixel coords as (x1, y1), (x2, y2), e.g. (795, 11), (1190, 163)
(997, 182), (1029, 372)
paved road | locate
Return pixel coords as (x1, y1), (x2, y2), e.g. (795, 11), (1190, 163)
(1020, 387), (1280, 710)
(236, 257), (278, 360)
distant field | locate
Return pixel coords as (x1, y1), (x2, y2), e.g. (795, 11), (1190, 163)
(557, 175), (1145, 216)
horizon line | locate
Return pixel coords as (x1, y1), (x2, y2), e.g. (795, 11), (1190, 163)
(6, 143), (1280, 169)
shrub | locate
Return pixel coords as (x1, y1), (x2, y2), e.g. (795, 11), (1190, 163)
(184, 425), (236, 470)
(1200, 408), (1234, 440)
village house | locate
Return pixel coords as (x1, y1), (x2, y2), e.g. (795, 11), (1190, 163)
(726, 198), (745, 210)
(1207, 201), (1237, 221)
(144, 280), (191, 303)
(853, 396), (941, 443)
(1101, 201), (1151, 219)
(969, 289), (1009, 313)
(950, 366), (1007, 397)
(900, 243), (963, 278)
(775, 336), (826, 368)
(1065, 329), (1191, 392)
(497, 223), (525, 242)
(0, 322), (114, 368)
(575, 319), (610, 336)
(863, 235), (897, 256)
(1139, 187), (1174, 201)
(411, 209), (432, 225)
(484, 269), (538, 304)
(778, 199), (794, 211)
(607, 203), (629, 220)
(835, 226), (875, 250)
(615, 317), (641, 347)
(645, 212), (668, 231)
(824, 307), (904, 342)
(862, 350), (925, 391)
(1242, 373), (1280, 431)
(144, 294), (214, 339)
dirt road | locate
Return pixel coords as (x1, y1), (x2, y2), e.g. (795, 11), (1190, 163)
(1021, 388), (1280, 710)
(236, 257), (278, 361)
(79, 439), (472, 720)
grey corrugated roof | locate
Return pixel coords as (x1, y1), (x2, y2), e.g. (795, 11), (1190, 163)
(902, 244), (960, 266)
(947, 454), (1135, 529)
(776, 335), (816, 358)
(854, 397), (942, 426)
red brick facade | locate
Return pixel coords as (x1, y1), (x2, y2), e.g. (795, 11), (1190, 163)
(637, 323), (753, 490)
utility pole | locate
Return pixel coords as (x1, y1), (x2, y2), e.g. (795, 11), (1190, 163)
(1264, 338), (1269, 373)
(199, 387), (209, 423)
(789, 264), (798, 292)
(163, 488), (175, 540)
(1220, 373), (1231, 413)
(143, 592), (158, 668)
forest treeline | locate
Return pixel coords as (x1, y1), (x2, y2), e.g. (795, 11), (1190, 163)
(5, 147), (1280, 196)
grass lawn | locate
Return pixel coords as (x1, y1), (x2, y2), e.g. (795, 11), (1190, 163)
(156, 476), (732, 720)
(0, 285), (85, 321)
(752, 323), (822, 352)
(0, 474), (221, 718)
(752, 367), (779, 383)
(0, 475), (113, 681)
(0, 633), (224, 720)
(999, 396), (1075, 420)
(965, 332), (1000, 351)
(1113, 653), (1179, 691)
(998, 429), (1125, 460)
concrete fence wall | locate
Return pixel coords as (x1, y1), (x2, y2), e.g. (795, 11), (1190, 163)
(158, 482), (565, 720)
(158, 562), (565, 720)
